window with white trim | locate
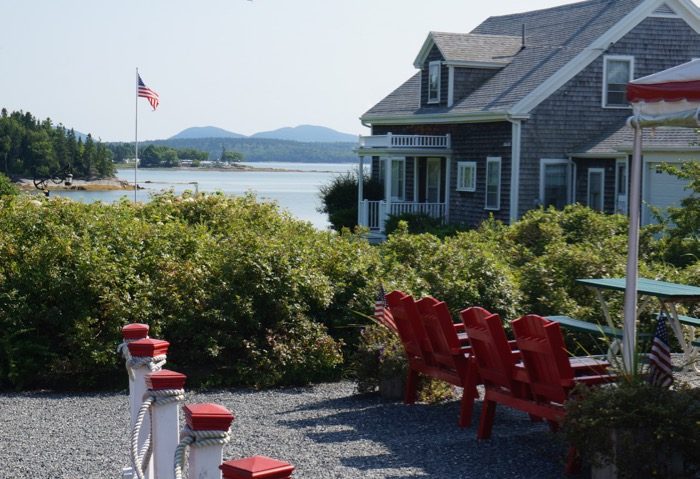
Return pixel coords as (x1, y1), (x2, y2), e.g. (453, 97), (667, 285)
(485, 157), (501, 210)
(540, 159), (572, 209)
(428, 61), (441, 104)
(603, 55), (634, 108)
(456, 161), (476, 192)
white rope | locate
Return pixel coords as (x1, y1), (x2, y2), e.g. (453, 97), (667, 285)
(173, 425), (231, 479)
(125, 354), (167, 380)
(130, 389), (185, 479)
(117, 338), (139, 379)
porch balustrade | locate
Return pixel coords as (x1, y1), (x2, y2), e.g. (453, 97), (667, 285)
(360, 200), (445, 232)
(358, 133), (451, 149)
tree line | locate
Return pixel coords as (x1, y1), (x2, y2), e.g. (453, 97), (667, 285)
(0, 108), (115, 179)
(107, 143), (241, 167)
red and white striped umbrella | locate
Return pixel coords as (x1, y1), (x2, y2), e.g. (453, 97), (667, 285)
(627, 59), (700, 127)
(620, 59), (700, 372)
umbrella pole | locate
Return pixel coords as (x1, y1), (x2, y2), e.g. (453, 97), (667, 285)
(623, 123), (643, 373)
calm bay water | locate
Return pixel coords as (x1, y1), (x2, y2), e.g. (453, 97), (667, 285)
(51, 162), (358, 229)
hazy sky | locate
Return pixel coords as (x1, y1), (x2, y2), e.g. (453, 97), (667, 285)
(1, 0), (697, 141)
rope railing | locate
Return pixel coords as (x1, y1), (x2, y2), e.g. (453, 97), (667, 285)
(173, 426), (232, 479)
(130, 389), (186, 479)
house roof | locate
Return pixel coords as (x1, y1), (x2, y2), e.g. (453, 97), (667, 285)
(577, 124), (700, 154)
(363, 0), (649, 122)
(415, 32), (523, 67)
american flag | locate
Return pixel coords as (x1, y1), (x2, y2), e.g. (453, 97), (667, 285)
(374, 285), (397, 333)
(647, 314), (673, 388)
(138, 74), (159, 111)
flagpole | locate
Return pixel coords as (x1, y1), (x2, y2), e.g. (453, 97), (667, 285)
(134, 67), (139, 203)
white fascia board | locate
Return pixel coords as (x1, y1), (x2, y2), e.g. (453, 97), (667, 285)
(414, 33), (438, 68)
(361, 111), (519, 126)
(667, 0), (700, 32)
(443, 60), (507, 69)
(568, 152), (628, 159)
(510, 0), (667, 116)
(615, 145), (700, 153)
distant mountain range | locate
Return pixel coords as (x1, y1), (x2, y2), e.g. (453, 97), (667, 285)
(170, 124), (357, 143)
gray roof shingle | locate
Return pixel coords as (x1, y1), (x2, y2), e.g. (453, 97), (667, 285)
(579, 125), (700, 154)
(430, 32), (522, 65)
(363, 0), (644, 120)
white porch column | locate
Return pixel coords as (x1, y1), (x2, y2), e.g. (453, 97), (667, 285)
(357, 155), (364, 226)
(384, 156), (392, 221)
(445, 156), (451, 224)
(413, 157), (418, 203)
(509, 119), (522, 224)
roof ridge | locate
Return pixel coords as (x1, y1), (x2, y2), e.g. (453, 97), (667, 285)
(477, 0), (619, 24)
(430, 31), (522, 40)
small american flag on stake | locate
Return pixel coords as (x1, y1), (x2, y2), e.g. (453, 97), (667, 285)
(138, 74), (159, 111)
(374, 285), (397, 333)
(647, 313), (673, 388)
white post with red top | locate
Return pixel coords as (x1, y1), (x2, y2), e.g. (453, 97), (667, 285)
(175, 403), (234, 479)
(120, 324), (150, 479)
(126, 336), (170, 479)
(220, 456), (295, 479)
(146, 369), (187, 479)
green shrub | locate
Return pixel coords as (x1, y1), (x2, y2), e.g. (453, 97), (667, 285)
(564, 381), (700, 478)
(0, 193), (369, 390)
(318, 171), (382, 231)
(0, 173), (18, 196)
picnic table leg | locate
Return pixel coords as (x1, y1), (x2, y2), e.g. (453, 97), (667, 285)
(592, 289), (623, 365)
(665, 303), (694, 368)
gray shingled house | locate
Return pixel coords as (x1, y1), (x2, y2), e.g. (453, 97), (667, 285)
(356, 0), (700, 235)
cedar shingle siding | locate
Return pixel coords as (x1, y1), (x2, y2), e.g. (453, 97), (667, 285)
(361, 0), (700, 229)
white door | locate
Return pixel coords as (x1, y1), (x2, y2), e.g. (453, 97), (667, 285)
(426, 158), (441, 203)
(644, 160), (691, 224)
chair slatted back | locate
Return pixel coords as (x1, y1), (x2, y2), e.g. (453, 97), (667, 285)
(512, 314), (574, 404)
(460, 307), (516, 390)
(385, 290), (433, 363)
(416, 297), (462, 371)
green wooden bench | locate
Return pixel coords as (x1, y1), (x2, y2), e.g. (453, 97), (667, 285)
(677, 314), (700, 328)
(545, 315), (624, 338)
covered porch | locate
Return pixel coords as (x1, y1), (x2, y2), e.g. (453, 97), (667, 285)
(356, 133), (452, 234)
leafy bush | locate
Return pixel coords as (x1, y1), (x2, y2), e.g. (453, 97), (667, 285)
(0, 193), (365, 390)
(0, 173), (18, 196)
(564, 381), (700, 478)
(318, 171), (382, 231)
(383, 213), (464, 238)
(379, 223), (522, 320)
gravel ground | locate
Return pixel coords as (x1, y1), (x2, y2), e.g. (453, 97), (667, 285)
(0, 364), (697, 479)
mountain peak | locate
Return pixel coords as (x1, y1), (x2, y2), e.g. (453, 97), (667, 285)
(170, 126), (245, 140)
(252, 125), (356, 143)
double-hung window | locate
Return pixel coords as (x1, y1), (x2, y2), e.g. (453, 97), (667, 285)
(456, 161), (477, 192)
(603, 55), (634, 108)
(428, 61), (441, 104)
(485, 157), (501, 210)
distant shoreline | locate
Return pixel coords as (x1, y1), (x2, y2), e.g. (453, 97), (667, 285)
(14, 163), (341, 192)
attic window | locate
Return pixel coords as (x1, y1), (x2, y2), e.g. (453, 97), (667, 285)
(603, 55), (634, 108)
(428, 61), (441, 104)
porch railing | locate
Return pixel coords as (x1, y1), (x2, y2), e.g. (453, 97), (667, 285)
(358, 133), (451, 149)
(360, 200), (446, 232)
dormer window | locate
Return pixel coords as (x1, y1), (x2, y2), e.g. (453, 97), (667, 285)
(603, 55), (634, 108)
(428, 61), (441, 104)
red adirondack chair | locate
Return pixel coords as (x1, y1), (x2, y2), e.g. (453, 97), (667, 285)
(415, 296), (480, 427)
(385, 290), (435, 405)
(459, 307), (533, 439)
(512, 314), (616, 473)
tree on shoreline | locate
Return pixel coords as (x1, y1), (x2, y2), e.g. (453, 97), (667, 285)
(0, 108), (115, 179)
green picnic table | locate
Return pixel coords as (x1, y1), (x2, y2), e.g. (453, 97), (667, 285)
(575, 277), (700, 370)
